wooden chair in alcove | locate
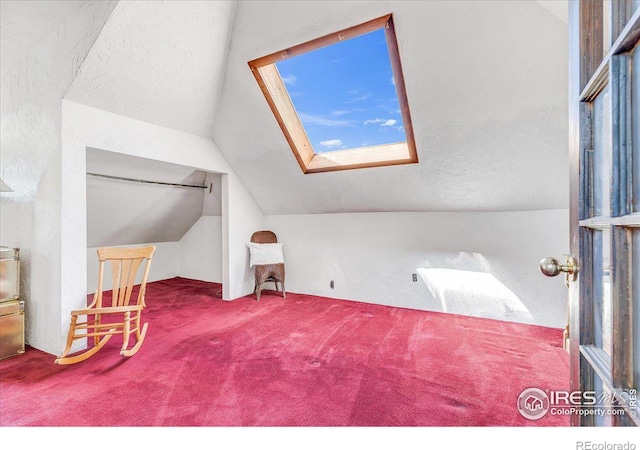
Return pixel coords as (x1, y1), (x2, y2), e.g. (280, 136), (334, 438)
(250, 231), (286, 301)
(55, 246), (156, 365)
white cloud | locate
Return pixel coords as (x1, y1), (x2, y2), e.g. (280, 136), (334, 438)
(347, 93), (371, 103)
(364, 118), (397, 127)
(390, 76), (395, 86)
(319, 139), (343, 149)
(299, 113), (350, 127)
(281, 74), (297, 86)
(397, 125), (405, 132)
(332, 110), (350, 116)
(345, 90), (372, 103)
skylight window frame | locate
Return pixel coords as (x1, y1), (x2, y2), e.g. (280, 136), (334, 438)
(248, 14), (418, 174)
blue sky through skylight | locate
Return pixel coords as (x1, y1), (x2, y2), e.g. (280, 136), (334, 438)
(275, 28), (406, 154)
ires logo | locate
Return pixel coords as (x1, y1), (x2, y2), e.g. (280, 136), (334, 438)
(517, 388), (599, 420)
(517, 388), (550, 420)
(548, 390), (597, 406)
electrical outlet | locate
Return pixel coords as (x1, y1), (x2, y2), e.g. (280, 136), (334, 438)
(412, 273), (417, 282)
(330, 280), (334, 289)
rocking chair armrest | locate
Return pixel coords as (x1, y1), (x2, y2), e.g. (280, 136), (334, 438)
(70, 305), (144, 315)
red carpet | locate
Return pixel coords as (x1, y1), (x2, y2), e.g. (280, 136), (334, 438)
(0, 277), (569, 426)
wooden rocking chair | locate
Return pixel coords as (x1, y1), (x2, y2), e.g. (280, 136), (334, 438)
(55, 246), (156, 365)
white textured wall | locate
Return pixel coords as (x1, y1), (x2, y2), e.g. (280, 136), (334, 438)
(222, 173), (266, 299)
(0, 1), (117, 353)
(202, 172), (223, 216)
(86, 216), (224, 293)
(86, 242), (180, 294)
(265, 210), (570, 328)
(65, 0), (237, 139)
(61, 100), (264, 355)
(178, 216), (223, 283)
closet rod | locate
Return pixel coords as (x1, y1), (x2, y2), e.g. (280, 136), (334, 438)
(87, 172), (208, 190)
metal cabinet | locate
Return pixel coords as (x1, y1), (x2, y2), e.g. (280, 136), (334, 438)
(0, 246), (24, 359)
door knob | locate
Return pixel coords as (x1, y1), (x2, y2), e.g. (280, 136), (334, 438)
(539, 255), (578, 285)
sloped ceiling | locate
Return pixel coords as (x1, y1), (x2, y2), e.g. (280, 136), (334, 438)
(65, 0), (237, 139)
(63, 1), (569, 217)
(1, 1), (100, 67)
(1, 0), (118, 202)
(213, 1), (569, 214)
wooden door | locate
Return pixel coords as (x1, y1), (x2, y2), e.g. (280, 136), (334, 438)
(567, 0), (640, 426)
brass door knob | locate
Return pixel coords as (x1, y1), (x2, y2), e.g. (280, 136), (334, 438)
(539, 255), (578, 285)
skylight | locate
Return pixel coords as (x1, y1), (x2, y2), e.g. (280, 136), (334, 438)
(248, 14), (417, 174)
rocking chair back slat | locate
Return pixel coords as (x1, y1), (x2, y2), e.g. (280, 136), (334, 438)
(102, 248), (154, 308)
(111, 259), (122, 308)
(137, 257), (153, 307)
(110, 257), (144, 307)
(124, 258), (142, 306)
(95, 260), (105, 308)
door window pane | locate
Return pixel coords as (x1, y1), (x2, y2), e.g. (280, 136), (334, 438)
(593, 372), (615, 426)
(593, 85), (612, 217)
(632, 43), (640, 212)
(593, 229), (612, 357)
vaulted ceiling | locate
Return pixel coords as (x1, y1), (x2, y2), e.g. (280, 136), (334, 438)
(213, 1), (569, 214)
(1, 1), (113, 69)
(8, 0), (569, 219)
